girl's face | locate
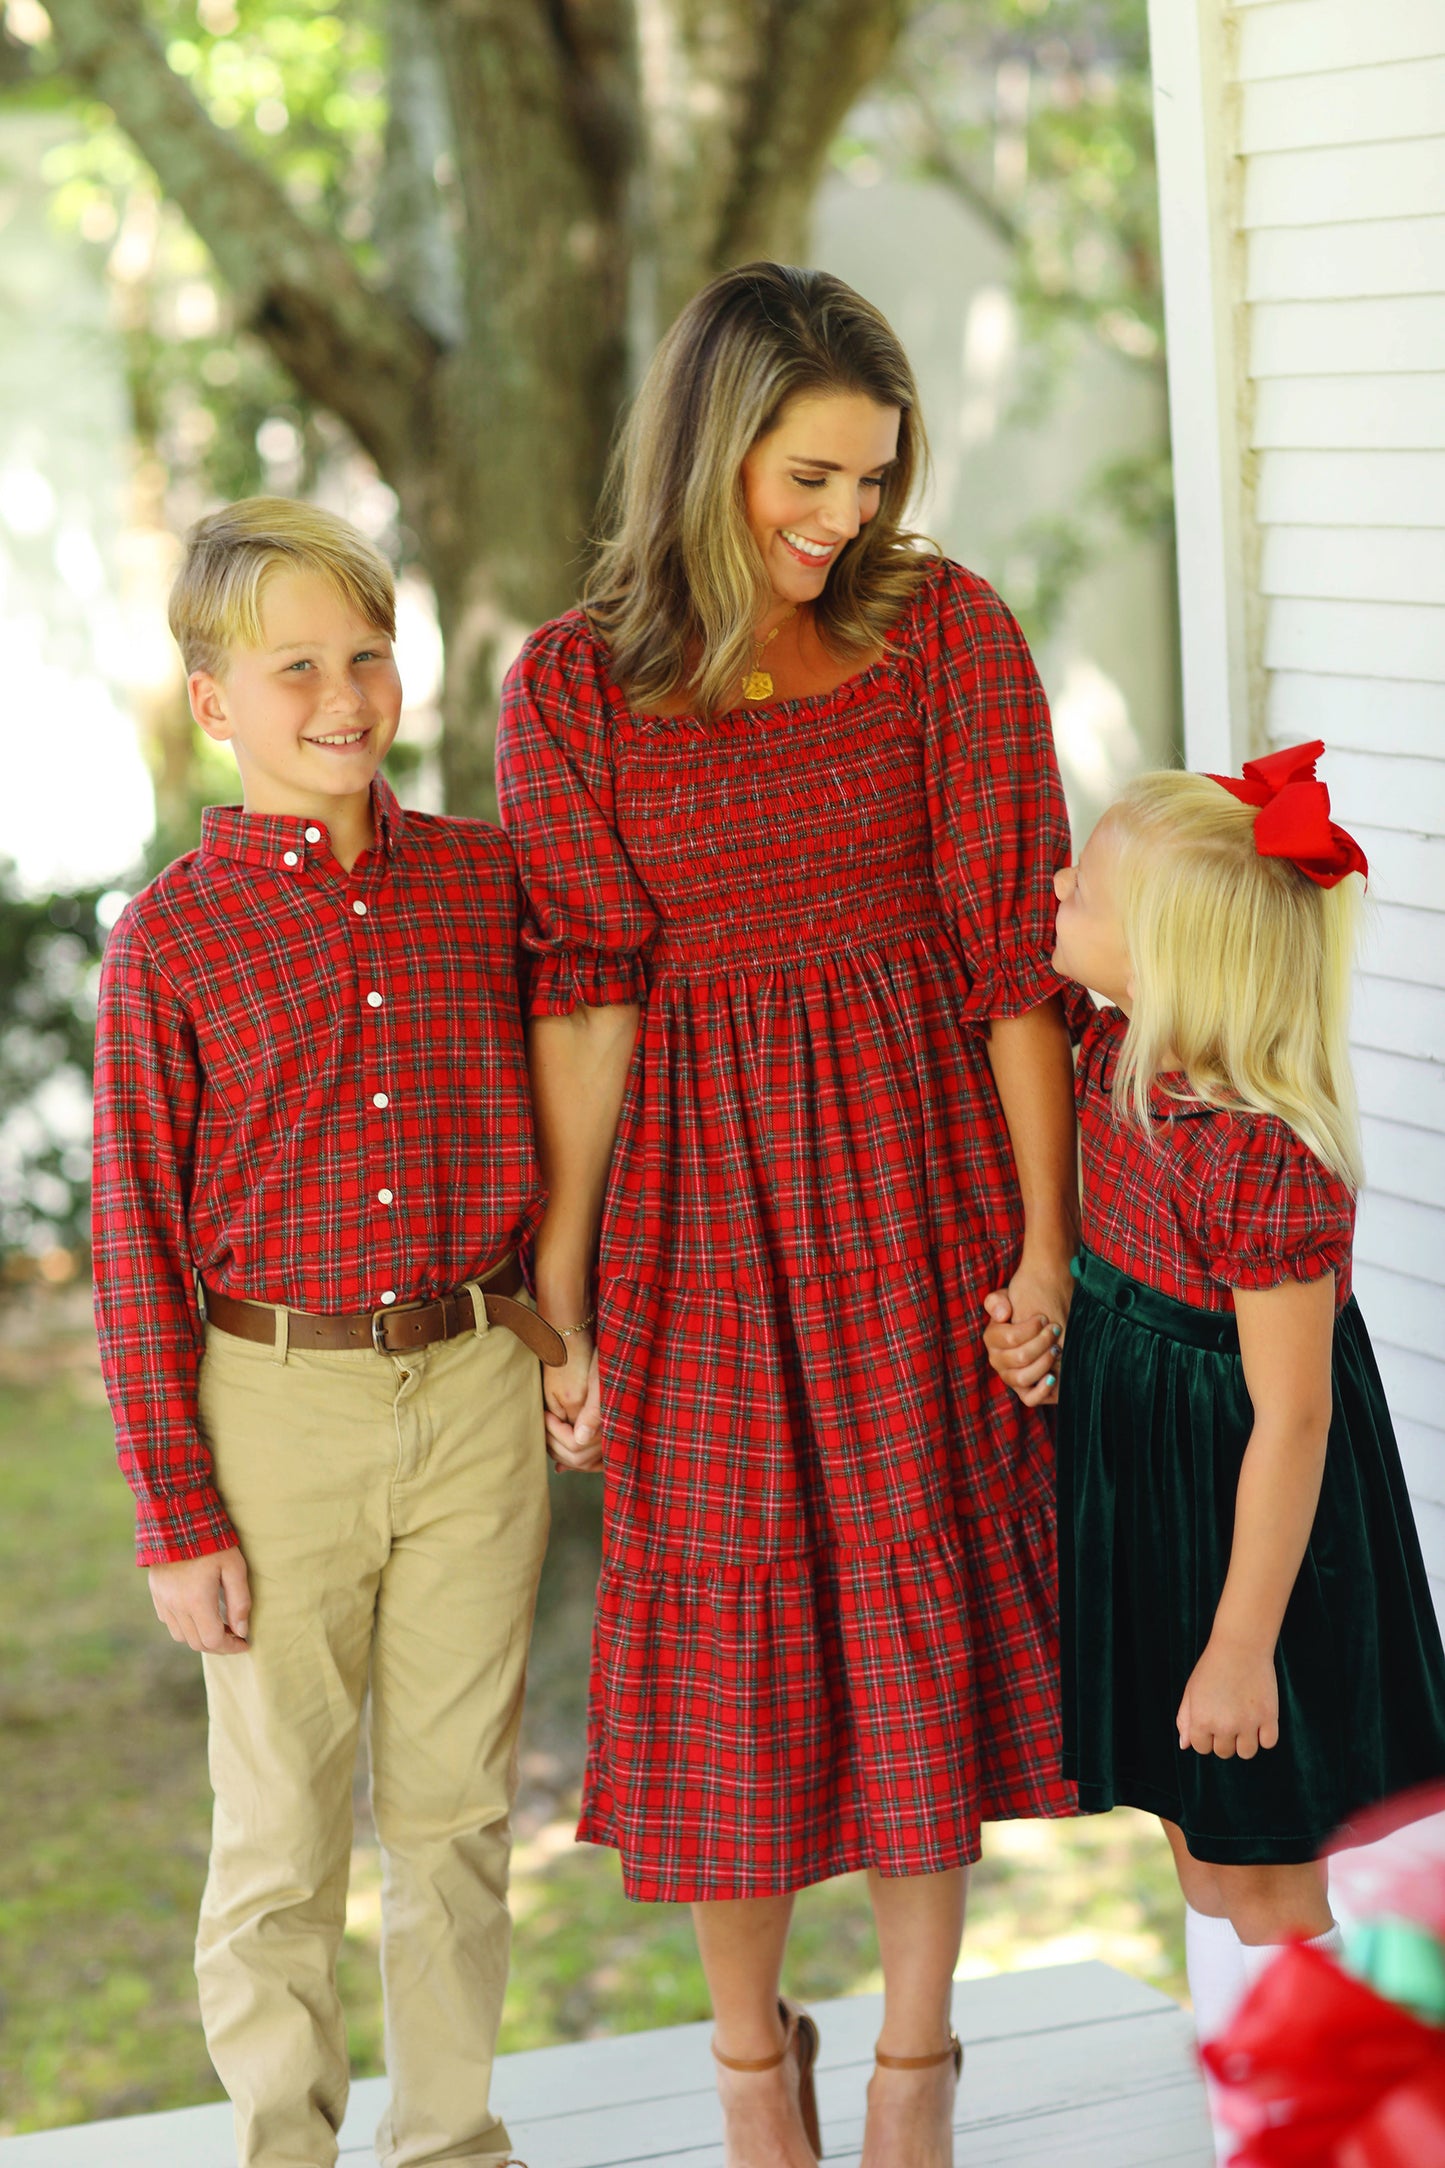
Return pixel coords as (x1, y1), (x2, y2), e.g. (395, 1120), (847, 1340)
(740, 390), (900, 611)
(1053, 814), (1134, 1006)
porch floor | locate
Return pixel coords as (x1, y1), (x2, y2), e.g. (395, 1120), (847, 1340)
(1, 1961), (1213, 2167)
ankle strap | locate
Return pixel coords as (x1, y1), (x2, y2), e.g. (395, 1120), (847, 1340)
(875, 2028), (962, 2071)
(713, 1999), (793, 2072)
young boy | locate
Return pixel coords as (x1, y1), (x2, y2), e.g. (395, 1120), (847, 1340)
(92, 497), (564, 2168)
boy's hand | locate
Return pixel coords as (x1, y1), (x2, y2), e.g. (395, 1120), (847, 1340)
(983, 1287), (1063, 1407)
(543, 1333), (604, 1473)
(1177, 1638), (1279, 1760)
(149, 1546), (252, 1654)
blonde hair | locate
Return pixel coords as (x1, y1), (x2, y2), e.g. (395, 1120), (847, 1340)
(169, 496), (396, 677)
(1109, 769), (1363, 1189)
(583, 262), (936, 712)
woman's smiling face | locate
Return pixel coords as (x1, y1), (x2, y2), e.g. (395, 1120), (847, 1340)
(740, 390), (901, 610)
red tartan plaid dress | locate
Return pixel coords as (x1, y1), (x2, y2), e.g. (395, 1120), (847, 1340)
(497, 558), (1082, 1900)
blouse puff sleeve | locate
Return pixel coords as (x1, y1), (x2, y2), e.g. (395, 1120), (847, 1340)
(1199, 1117), (1356, 1295)
(915, 561), (1072, 1028)
(495, 613), (659, 1018)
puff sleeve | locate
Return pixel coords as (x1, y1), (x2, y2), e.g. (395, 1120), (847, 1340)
(1199, 1119), (1355, 1295)
(915, 562), (1072, 1026)
(495, 615), (658, 1017)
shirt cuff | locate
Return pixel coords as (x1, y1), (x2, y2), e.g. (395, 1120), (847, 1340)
(132, 1481), (237, 1568)
(526, 946), (649, 1017)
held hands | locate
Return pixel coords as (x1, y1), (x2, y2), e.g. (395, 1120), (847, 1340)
(982, 1254), (1073, 1408)
(148, 1545), (251, 1655)
(1177, 1636), (1280, 1760)
(544, 1329), (605, 1473)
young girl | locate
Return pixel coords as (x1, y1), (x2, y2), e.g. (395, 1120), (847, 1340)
(1036, 742), (1445, 2156)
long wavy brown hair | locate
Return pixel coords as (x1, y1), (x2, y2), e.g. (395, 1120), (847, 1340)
(583, 262), (936, 713)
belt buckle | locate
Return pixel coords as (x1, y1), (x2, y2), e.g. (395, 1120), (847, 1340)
(371, 1298), (427, 1353)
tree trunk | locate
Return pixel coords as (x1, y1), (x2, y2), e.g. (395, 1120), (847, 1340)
(40, 0), (913, 818)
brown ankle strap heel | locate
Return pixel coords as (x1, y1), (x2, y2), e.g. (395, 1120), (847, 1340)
(874, 2028), (964, 2076)
(713, 1997), (823, 2157)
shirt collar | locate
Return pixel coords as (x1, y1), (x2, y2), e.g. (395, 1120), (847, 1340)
(199, 777), (407, 875)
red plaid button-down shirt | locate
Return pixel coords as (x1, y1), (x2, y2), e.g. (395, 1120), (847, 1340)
(1077, 1004), (1355, 1310)
(92, 779), (542, 1566)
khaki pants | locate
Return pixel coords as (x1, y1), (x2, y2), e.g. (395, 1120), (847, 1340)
(194, 1301), (548, 2168)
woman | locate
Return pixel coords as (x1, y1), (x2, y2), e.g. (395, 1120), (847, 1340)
(496, 263), (1080, 2168)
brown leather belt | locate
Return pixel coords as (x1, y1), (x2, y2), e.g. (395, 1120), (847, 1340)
(201, 1253), (568, 1367)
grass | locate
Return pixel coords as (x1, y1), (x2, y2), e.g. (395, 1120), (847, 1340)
(0, 1303), (1187, 2136)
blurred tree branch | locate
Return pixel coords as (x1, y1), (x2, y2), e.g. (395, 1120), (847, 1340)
(24, 0), (911, 813)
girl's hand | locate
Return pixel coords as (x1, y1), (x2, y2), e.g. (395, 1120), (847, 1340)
(983, 1252), (1072, 1407)
(1177, 1638), (1280, 1760)
(543, 1330), (604, 1472)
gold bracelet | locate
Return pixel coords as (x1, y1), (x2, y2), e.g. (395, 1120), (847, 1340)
(559, 1312), (596, 1338)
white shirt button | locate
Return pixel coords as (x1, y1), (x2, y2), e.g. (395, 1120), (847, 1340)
(304, 826), (322, 843)
(352, 899), (368, 916)
(372, 1092), (389, 1109)
(282, 850), (299, 867)
(379, 1289), (397, 1305)
(366, 990), (383, 1008)
(377, 1187), (394, 1205)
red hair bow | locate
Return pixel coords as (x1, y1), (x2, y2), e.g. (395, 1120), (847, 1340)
(1206, 739), (1368, 888)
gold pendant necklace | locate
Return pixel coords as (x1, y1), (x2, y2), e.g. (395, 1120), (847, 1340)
(742, 608), (797, 702)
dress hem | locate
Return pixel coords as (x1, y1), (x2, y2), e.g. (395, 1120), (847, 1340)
(575, 1791), (1085, 1903)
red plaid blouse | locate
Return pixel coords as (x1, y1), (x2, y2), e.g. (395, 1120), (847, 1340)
(92, 779), (542, 1566)
(1077, 1005), (1355, 1310)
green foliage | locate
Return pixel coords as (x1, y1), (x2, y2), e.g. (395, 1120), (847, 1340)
(841, 0), (1168, 641)
(9, 0), (390, 517)
(865, 0), (1161, 382)
(0, 868), (106, 1258)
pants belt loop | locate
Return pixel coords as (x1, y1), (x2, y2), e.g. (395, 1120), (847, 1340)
(464, 1281), (489, 1340)
(271, 1305), (290, 1366)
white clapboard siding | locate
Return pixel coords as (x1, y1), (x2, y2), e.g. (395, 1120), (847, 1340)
(1268, 676), (1445, 759)
(1357, 1192), (1445, 1286)
(1244, 141), (1445, 229)
(1263, 597), (1445, 680)
(1360, 903), (1445, 992)
(1361, 1115), (1445, 1210)
(1354, 975), (1445, 1061)
(1398, 1421), (1445, 1507)
(1252, 300), (1445, 375)
(1328, 750), (1445, 835)
(1248, 217), (1445, 303)
(1238, 2), (1445, 82)
(1355, 1047), (1445, 1134)
(1369, 1340), (1445, 1438)
(1256, 448), (1445, 523)
(1155, 0), (1445, 1640)
(1262, 528), (1445, 607)
(1346, 828), (1445, 913)
(1242, 61), (1445, 154)
(1254, 375), (1445, 450)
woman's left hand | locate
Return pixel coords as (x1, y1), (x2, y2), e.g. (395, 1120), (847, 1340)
(983, 1251), (1072, 1407)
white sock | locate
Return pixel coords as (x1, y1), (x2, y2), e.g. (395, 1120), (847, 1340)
(1186, 1907), (1250, 2165)
(1238, 1920), (1343, 1988)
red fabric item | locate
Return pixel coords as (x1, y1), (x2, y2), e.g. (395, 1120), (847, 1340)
(496, 557), (1081, 1899)
(1337, 2063), (1445, 2168)
(92, 779), (543, 1566)
(1075, 1006), (1355, 1311)
(1206, 738), (1368, 888)
(1204, 1945), (1445, 2167)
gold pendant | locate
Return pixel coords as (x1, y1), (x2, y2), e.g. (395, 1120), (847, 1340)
(742, 669), (774, 701)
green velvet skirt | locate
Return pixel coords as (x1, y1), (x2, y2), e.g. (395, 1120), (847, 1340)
(1057, 1248), (1445, 1863)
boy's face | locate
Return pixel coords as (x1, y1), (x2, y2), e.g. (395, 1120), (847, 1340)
(189, 567), (402, 821)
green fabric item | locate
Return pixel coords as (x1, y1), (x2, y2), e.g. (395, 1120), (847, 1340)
(1056, 1249), (1445, 1865)
(1346, 1918), (1445, 2027)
